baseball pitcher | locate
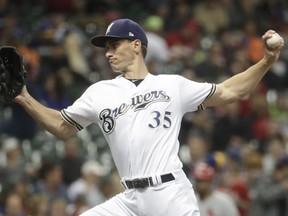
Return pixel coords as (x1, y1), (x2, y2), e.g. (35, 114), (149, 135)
(1, 18), (284, 216)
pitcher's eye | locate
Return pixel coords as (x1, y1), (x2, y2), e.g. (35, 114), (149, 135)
(106, 40), (120, 51)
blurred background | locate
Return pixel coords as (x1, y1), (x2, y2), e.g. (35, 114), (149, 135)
(0, 0), (288, 215)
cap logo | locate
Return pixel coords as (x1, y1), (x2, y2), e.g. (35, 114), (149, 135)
(106, 22), (114, 35)
(129, 32), (134, 37)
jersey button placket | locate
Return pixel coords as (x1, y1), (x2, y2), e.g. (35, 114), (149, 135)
(129, 110), (137, 174)
(129, 88), (141, 175)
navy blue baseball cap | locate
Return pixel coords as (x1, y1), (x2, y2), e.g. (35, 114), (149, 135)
(91, 18), (148, 48)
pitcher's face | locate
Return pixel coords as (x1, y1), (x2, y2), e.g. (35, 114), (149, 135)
(105, 39), (136, 73)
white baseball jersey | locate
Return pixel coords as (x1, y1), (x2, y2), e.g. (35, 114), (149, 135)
(61, 73), (216, 179)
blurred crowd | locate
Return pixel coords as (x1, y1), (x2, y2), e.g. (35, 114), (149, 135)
(0, 0), (288, 215)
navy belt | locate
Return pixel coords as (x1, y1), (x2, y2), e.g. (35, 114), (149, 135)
(125, 173), (175, 189)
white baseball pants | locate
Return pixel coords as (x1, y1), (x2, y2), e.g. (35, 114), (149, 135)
(80, 169), (200, 216)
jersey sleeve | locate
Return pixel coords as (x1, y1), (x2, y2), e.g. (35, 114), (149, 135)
(60, 86), (97, 130)
(177, 76), (217, 113)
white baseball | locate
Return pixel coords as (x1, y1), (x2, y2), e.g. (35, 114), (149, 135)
(266, 33), (282, 49)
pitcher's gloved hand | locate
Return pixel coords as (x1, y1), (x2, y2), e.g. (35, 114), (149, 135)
(0, 46), (26, 102)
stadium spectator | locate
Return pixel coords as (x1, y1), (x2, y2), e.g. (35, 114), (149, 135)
(67, 160), (107, 208)
(27, 194), (49, 216)
(193, 0), (229, 35)
(32, 160), (70, 205)
(248, 156), (288, 216)
(211, 101), (253, 152)
(192, 162), (240, 216)
(60, 137), (84, 186)
(0, 138), (28, 189)
(0, 193), (26, 216)
(143, 15), (170, 75)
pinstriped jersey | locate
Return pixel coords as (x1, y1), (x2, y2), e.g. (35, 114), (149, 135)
(61, 73), (216, 178)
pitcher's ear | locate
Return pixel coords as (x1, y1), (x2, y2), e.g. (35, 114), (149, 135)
(133, 39), (142, 53)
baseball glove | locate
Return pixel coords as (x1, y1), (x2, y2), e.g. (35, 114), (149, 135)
(0, 46), (26, 102)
